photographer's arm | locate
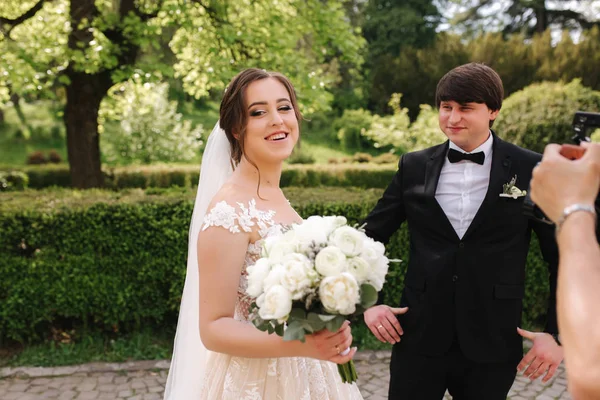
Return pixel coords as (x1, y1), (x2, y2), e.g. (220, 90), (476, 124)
(556, 212), (600, 399)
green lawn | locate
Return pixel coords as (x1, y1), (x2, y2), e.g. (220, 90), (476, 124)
(0, 330), (174, 368)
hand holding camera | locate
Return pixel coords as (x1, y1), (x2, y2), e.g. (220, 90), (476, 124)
(530, 142), (600, 226)
(524, 112), (600, 226)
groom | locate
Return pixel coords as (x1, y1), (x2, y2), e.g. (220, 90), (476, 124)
(363, 63), (564, 399)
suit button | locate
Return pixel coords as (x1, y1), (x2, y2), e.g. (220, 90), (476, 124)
(452, 275), (459, 282)
(459, 242), (465, 249)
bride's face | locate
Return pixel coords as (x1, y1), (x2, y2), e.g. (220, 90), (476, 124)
(242, 77), (299, 164)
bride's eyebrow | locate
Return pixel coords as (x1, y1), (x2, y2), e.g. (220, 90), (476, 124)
(247, 98), (291, 109)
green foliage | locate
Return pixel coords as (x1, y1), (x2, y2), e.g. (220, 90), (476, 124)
(367, 33), (469, 116)
(1, 164), (399, 190)
(363, 95), (446, 153)
(362, 0), (440, 59)
(167, 0), (365, 115)
(333, 108), (374, 152)
(286, 148), (316, 165)
(0, 0), (365, 186)
(0, 170), (28, 191)
(495, 80), (600, 153)
(367, 27), (600, 117)
(0, 187), (553, 346)
(3, 330), (173, 368)
(99, 78), (204, 165)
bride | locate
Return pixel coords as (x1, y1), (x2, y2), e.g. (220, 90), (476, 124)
(164, 68), (363, 399)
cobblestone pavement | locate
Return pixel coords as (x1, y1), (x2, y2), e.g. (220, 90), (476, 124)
(0, 351), (571, 399)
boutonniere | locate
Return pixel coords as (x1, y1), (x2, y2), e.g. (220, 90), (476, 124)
(499, 175), (527, 199)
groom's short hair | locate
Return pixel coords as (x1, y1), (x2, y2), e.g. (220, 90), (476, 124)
(435, 62), (504, 114)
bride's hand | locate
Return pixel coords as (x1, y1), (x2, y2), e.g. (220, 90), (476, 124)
(303, 321), (357, 364)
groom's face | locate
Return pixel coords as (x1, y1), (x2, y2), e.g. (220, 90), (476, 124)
(439, 100), (499, 152)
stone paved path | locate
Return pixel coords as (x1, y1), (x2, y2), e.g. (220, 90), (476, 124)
(0, 351), (572, 399)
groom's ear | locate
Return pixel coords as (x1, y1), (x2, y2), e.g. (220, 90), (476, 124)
(489, 108), (500, 121)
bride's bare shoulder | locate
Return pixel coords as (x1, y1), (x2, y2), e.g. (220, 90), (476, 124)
(207, 182), (255, 211)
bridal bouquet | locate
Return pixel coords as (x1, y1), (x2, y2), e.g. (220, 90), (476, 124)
(246, 216), (392, 384)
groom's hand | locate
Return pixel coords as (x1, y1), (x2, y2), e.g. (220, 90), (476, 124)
(517, 327), (564, 382)
(364, 305), (408, 344)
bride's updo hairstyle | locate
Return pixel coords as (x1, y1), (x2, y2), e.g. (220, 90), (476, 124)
(219, 68), (302, 167)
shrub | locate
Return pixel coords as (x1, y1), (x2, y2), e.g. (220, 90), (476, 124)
(0, 171), (29, 191)
(363, 96), (446, 154)
(2, 164), (398, 190)
(48, 150), (62, 164)
(99, 79), (204, 164)
(372, 152), (399, 164)
(352, 152), (372, 163)
(287, 149), (316, 164)
(0, 187), (554, 345)
(332, 109), (374, 152)
(495, 80), (600, 153)
(26, 151), (47, 165)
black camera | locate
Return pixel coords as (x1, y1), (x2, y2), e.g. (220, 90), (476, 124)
(522, 111), (600, 224)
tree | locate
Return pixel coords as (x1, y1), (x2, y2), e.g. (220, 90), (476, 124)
(445, 0), (599, 37)
(0, 0), (364, 188)
(362, 0), (441, 114)
(363, 0), (441, 59)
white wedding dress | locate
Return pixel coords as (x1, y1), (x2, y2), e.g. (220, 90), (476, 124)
(197, 198), (364, 400)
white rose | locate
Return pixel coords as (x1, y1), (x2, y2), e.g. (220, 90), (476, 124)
(329, 226), (365, 256)
(321, 216), (348, 236)
(366, 255), (389, 291)
(258, 285), (293, 320)
(319, 273), (360, 315)
(315, 246), (347, 276)
(292, 217), (329, 246)
(246, 258), (271, 297)
(360, 239), (385, 266)
(280, 253), (317, 300)
(347, 256), (371, 283)
(263, 264), (285, 291)
(263, 236), (296, 264)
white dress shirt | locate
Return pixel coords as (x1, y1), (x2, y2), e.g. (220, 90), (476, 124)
(435, 133), (494, 239)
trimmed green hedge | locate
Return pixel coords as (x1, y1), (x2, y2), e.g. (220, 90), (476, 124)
(0, 188), (550, 346)
(0, 163), (398, 190)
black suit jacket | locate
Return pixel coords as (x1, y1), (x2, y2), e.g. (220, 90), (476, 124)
(364, 134), (560, 364)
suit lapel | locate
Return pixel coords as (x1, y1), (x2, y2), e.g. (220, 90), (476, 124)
(463, 134), (512, 240)
(424, 142), (460, 241)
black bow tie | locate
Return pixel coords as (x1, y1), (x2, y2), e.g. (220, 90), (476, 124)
(447, 148), (485, 165)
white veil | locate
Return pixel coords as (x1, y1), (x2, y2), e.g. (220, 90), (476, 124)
(164, 121), (233, 399)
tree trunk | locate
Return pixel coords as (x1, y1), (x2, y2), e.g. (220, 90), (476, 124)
(10, 93), (32, 139)
(63, 70), (112, 188)
(534, 0), (548, 33)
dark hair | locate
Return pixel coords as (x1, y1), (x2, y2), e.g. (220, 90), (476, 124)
(435, 63), (504, 127)
(219, 68), (302, 166)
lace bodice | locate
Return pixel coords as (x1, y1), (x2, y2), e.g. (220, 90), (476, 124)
(202, 199), (285, 321)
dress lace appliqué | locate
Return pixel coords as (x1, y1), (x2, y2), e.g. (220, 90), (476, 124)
(202, 199), (276, 237)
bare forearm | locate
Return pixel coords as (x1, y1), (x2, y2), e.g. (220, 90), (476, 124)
(556, 212), (600, 391)
(201, 318), (307, 358)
